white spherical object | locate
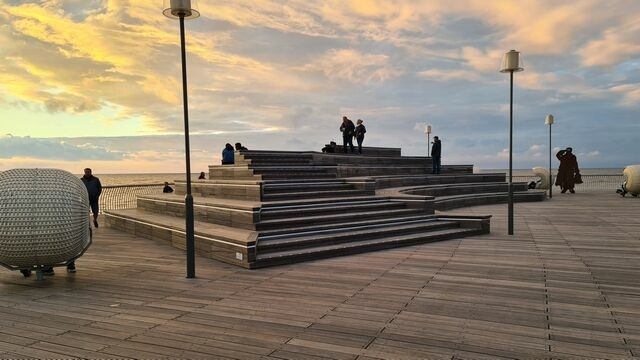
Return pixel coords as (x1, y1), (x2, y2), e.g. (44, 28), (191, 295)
(532, 166), (550, 190)
(0, 169), (92, 270)
(623, 165), (640, 194)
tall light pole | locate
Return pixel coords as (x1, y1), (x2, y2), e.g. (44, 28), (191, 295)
(163, 0), (200, 278)
(425, 124), (432, 156)
(545, 114), (554, 199)
(500, 50), (523, 236)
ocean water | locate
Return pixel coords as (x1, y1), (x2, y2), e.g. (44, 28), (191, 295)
(93, 168), (623, 186)
(84, 173), (192, 186)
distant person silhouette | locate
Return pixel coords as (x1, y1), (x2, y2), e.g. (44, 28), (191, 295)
(339, 116), (355, 153)
(431, 136), (441, 174)
(354, 119), (367, 154)
(555, 147), (580, 193)
(198, 172), (206, 180)
(222, 143), (235, 165)
(81, 168), (102, 228)
(322, 141), (337, 153)
(235, 142), (248, 151)
(163, 182), (174, 193)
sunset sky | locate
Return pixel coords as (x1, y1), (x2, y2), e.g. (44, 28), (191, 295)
(1, 0), (638, 174)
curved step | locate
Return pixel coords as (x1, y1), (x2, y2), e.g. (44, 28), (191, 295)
(253, 227), (479, 268)
(258, 220), (460, 253)
(258, 214), (437, 237)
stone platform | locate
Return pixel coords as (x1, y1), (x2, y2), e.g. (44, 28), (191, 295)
(105, 147), (544, 268)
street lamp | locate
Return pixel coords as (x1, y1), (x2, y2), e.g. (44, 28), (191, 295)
(425, 124), (432, 155)
(500, 50), (523, 236)
(545, 114), (554, 199)
(163, 0), (200, 278)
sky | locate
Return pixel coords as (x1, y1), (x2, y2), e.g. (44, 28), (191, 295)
(0, 0), (639, 174)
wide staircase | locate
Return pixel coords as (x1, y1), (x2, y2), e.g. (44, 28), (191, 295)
(105, 147), (543, 268)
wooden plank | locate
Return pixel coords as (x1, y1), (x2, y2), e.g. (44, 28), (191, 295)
(0, 192), (638, 358)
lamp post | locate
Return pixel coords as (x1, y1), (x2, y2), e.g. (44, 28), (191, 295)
(500, 50), (523, 236)
(545, 114), (554, 199)
(163, 0), (200, 278)
(425, 124), (432, 155)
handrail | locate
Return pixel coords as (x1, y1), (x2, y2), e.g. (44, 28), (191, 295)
(513, 174), (623, 192)
(99, 183), (172, 213)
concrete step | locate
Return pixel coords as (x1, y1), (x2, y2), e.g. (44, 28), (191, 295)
(257, 219), (460, 253)
(405, 182), (528, 197)
(257, 211), (434, 233)
(135, 194), (260, 229)
(260, 199), (406, 220)
(374, 173), (504, 189)
(253, 226), (479, 268)
(103, 208), (257, 268)
(262, 189), (371, 201)
(260, 173), (337, 180)
(263, 181), (353, 194)
(434, 190), (546, 210)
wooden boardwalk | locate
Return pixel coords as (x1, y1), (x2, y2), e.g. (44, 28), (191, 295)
(1, 192), (639, 359)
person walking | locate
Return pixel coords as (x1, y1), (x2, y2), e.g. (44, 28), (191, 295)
(431, 136), (441, 174)
(354, 119), (367, 154)
(555, 147), (580, 193)
(339, 116), (355, 153)
(82, 168), (102, 228)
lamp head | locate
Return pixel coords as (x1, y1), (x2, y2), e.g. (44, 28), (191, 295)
(500, 50), (524, 73)
(545, 114), (554, 125)
(163, 0), (200, 19)
(424, 124), (432, 135)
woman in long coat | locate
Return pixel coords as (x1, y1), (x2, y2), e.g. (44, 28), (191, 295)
(555, 147), (580, 193)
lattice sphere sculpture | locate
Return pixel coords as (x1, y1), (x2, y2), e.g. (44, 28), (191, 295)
(0, 169), (92, 270)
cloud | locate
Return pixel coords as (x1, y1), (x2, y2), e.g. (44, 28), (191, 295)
(301, 49), (403, 84)
(0, 0), (639, 172)
(0, 134), (125, 161)
(609, 84), (640, 107)
(578, 20), (640, 67)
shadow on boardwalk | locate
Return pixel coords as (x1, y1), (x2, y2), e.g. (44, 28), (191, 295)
(1, 192), (639, 359)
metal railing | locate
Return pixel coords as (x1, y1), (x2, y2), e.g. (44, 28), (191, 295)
(513, 174), (623, 192)
(98, 174), (624, 213)
(99, 183), (170, 213)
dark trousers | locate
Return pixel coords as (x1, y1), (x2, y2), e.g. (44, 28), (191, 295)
(343, 135), (354, 153)
(356, 137), (364, 154)
(432, 157), (441, 174)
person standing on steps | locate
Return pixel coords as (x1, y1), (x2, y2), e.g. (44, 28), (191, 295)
(431, 136), (441, 174)
(355, 119), (367, 154)
(339, 116), (356, 153)
(555, 147), (580, 193)
(221, 143), (235, 165)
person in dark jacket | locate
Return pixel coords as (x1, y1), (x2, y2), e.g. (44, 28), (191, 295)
(82, 168), (102, 228)
(431, 136), (441, 174)
(235, 142), (248, 151)
(163, 182), (174, 193)
(322, 141), (337, 153)
(339, 116), (355, 153)
(198, 172), (206, 180)
(555, 147), (580, 193)
(354, 119), (366, 154)
(221, 143), (235, 165)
